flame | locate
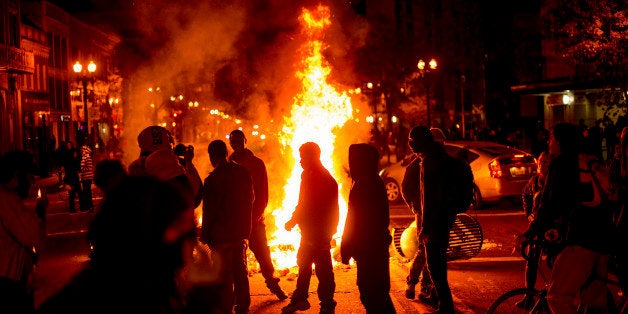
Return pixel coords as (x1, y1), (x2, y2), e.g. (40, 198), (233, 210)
(268, 5), (354, 270)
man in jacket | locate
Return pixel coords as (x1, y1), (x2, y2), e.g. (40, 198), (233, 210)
(406, 126), (455, 314)
(201, 140), (253, 314)
(228, 129), (287, 300)
(283, 142), (338, 314)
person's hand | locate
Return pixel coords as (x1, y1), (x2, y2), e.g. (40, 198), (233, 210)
(35, 194), (48, 221)
(285, 219), (296, 231)
(184, 145), (195, 163)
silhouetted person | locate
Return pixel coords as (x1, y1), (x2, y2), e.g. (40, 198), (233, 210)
(36, 176), (194, 314)
(283, 142), (338, 314)
(531, 125), (550, 158)
(79, 144), (94, 212)
(516, 150), (552, 310)
(407, 126), (456, 313)
(59, 142), (81, 212)
(0, 150), (47, 314)
(228, 129), (287, 300)
(129, 126), (202, 208)
(340, 143), (395, 313)
(200, 140), (253, 314)
(93, 159), (127, 196)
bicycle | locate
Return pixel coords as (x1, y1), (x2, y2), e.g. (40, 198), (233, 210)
(487, 237), (627, 314)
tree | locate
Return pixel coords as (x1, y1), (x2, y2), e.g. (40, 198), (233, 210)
(542, 0), (628, 79)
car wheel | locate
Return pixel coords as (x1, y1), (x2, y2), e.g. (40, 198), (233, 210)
(384, 178), (402, 203)
(469, 185), (482, 211)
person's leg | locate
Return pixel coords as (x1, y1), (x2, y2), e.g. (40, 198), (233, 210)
(81, 179), (93, 211)
(424, 239), (454, 313)
(355, 250), (396, 314)
(233, 240), (251, 314)
(313, 248), (336, 312)
(547, 245), (600, 314)
(291, 244), (313, 302)
(282, 244), (314, 313)
(212, 246), (235, 314)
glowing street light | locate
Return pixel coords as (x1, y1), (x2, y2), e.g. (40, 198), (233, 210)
(73, 60), (96, 144)
(417, 58), (437, 127)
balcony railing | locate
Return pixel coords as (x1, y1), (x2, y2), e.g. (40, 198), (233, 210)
(0, 45), (35, 74)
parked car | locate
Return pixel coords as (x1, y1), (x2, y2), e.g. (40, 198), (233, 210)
(379, 141), (538, 208)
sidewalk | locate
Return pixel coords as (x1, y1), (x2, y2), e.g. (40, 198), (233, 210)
(27, 175), (101, 236)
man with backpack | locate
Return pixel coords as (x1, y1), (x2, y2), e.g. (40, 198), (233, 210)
(402, 126), (457, 313)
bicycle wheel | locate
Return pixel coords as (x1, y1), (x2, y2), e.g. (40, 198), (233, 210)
(487, 288), (547, 314)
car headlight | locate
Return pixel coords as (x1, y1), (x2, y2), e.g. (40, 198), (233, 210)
(379, 169), (387, 177)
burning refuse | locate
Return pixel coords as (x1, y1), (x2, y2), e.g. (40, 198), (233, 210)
(266, 4), (356, 271)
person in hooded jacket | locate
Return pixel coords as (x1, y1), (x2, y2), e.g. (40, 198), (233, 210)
(340, 143), (395, 313)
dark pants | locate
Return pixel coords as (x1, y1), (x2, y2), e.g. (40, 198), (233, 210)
(407, 235), (433, 294)
(422, 237), (455, 313)
(291, 240), (336, 310)
(248, 222), (276, 285)
(524, 243), (541, 291)
(355, 248), (396, 313)
(212, 240), (250, 314)
(66, 177), (81, 212)
(80, 179), (93, 211)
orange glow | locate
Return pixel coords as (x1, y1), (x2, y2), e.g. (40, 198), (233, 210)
(268, 4), (353, 270)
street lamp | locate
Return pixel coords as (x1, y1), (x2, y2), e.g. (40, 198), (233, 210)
(417, 58), (437, 127)
(73, 60), (96, 145)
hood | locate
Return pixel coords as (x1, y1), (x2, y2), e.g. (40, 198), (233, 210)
(144, 149), (186, 182)
(349, 143), (380, 179)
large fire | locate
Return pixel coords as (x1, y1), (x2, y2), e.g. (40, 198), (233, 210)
(267, 4), (355, 270)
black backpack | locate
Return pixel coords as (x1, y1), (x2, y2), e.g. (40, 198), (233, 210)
(445, 154), (475, 214)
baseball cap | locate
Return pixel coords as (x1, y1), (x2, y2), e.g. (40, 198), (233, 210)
(138, 126), (173, 153)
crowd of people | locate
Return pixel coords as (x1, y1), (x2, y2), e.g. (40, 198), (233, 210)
(2, 118), (627, 314)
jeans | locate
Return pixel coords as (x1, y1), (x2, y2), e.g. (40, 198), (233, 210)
(211, 240), (250, 313)
(291, 240), (336, 309)
(422, 237), (455, 312)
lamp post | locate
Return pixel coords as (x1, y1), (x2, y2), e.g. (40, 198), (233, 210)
(73, 60), (96, 145)
(417, 58), (437, 127)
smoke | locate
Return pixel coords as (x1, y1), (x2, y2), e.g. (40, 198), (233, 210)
(121, 0), (373, 200)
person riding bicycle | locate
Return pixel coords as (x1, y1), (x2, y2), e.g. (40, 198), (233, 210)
(539, 123), (616, 313)
(516, 150), (552, 309)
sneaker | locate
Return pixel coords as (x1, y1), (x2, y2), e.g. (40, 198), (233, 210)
(319, 300), (336, 314)
(281, 300), (311, 313)
(269, 285), (288, 301)
(418, 293), (439, 308)
(267, 278), (288, 300)
(515, 295), (535, 310)
(405, 284), (416, 299)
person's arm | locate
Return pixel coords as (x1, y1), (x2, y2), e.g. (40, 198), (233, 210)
(0, 199), (44, 248)
(521, 177), (535, 218)
(401, 158), (421, 213)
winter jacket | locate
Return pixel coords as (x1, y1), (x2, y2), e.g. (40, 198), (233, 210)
(341, 144), (391, 262)
(80, 146), (94, 181)
(419, 142), (452, 246)
(229, 149), (268, 224)
(401, 154), (421, 214)
(201, 161), (253, 246)
(290, 163), (339, 247)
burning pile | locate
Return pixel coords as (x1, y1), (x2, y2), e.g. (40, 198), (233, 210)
(264, 4), (356, 271)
